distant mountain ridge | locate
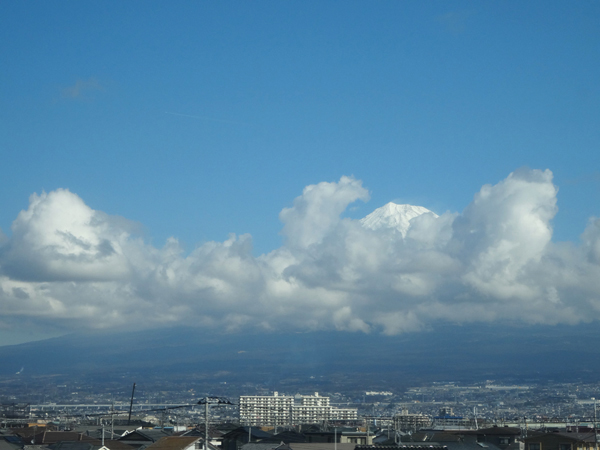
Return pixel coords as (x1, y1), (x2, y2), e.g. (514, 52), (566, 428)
(360, 202), (437, 237)
(2, 323), (600, 387)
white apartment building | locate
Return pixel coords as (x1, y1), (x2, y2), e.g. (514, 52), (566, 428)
(239, 391), (294, 427)
(239, 392), (357, 427)
(331, 407), (360, 421)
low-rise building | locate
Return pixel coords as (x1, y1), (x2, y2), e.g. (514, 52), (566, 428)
(394, 409), (432, 432)
(524, 430), (598, 450)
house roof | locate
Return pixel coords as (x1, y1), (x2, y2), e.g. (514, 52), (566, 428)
(0, 436), (24, 450)
(411, 433), (462, 443)
(442, 440), (503, 450)
(120, 431), (171, 443)
(524, 431), (596, 443)
(273, 444), (292, 450)
(2, 436), (24, 446)
(218, 424), (246, 433)
(259, 431), (307, 444)
(355, 446), (448, 450)
(82, 431), (122, 441)
(48, 437), (135, 450)
(241, 444), (291, 450)
(179, 427), (224, 439)
(98, 440), (138, 450)
(48, 442), (95, 450)
(144, 437), (200, 450)
(458, 428), (521, 436)
(222, 428), (273, 440)
(286, 444), (356, 450)
(31, 432), (98, 445)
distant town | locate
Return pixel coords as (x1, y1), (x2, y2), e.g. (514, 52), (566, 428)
(3, 379), (600, 450)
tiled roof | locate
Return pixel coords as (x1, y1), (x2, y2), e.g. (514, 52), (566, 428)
(458, 429), (521, 436)
(48, 442), (95, 450)
(241, 444), (287, 450)
(355, 446), (448, 450)
(287, 443), (356, 450)
(100, 440), (138, 450)
(48, 437), (135, 450)
(525, 431), (596, 443)
(120, 431), (171, 443)
(222, 428), (273, 440)
(260, 431), (307, 444)
(144, 437), (200, 450)
(31, 432), (98, 445)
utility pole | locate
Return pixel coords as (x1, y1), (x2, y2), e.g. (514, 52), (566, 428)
(196, 397), (234, 450)
(127, 383), (136, 426)
(205, 399), (209, 450)
(111, 401), (114, 441)
(593, 398), (597, 450)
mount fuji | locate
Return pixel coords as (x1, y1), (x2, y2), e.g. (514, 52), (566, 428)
(360, 202), (437, 237)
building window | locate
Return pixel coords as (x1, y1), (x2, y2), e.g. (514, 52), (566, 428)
(499, 438), (510, 445)
(559, 445), (572, 450)
(529, 443), (541, 450)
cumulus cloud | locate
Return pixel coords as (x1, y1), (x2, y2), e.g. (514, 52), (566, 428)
(279, 176), (370, 249)
(1, 189), (132, 282)
(452, 168), (558, 300)
(1, 169), (600, 335)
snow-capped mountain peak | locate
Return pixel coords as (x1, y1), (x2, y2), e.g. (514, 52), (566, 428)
(360, 202), (437, 237)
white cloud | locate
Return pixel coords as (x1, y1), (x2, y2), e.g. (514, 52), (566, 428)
(0, 189), (132, 282)
(582, 217), (600, 264)
(1, 169), (600, 336)
(279, 176), (370, 249)
(452, 168), (558, 300)
(61, 77), (103, 100)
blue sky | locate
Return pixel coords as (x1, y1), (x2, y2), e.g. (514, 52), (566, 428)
(1, 1), (599, 345)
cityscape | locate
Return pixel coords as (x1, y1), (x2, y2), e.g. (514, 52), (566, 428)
(5, 376), (600, 450)
(4, 377), (600, 429)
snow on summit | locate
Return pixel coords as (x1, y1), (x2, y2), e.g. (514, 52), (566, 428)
(360, 202), (437, 237)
